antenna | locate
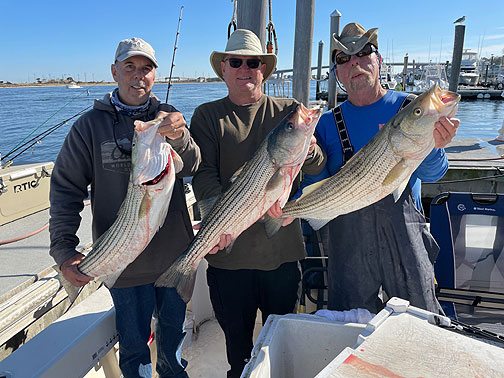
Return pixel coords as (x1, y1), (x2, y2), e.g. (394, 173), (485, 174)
(166, 6), (184, 103)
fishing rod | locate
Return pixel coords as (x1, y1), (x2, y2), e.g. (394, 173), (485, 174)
(1, 106), (91, 167)
(166, 6), (184, 103)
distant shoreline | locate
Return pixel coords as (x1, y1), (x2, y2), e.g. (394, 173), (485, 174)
(0, 80), (223, 89)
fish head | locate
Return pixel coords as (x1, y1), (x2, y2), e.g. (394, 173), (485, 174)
(267, 103), (323, 167)
(388, 84), (460, 160)
(131, 117), (183, 187)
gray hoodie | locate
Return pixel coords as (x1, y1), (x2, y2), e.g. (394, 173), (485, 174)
(49, 92), (201, 288)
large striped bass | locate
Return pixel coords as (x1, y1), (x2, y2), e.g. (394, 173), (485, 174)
(266, 84), (460, 233)
(59, 117), (182, 300)
(155, 104), (322, 303)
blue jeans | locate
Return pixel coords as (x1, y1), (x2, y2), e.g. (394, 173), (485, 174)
(109, 284), (188, 378)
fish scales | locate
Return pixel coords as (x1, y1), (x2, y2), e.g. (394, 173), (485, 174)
(155, 104), (323, 302)
(277, 85), (460, 231)
(79, 183), (148, 275)
(57, 117), (183, 301)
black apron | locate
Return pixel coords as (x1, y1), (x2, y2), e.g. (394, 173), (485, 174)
(324, 95), (442, 314)
(324, 185), (441, 314)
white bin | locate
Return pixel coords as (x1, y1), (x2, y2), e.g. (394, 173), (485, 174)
(241, 314), (366, 378)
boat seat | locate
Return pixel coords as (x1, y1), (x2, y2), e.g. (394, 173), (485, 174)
(430, 192), (504, 333)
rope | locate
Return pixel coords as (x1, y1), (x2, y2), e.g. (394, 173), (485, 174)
(228, 0), (237, 39)
(266, 0), (278, 54)
(0, 201), (91, 246)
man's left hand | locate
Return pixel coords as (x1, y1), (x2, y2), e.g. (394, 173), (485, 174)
(434, 116), (460, 148)
(156, 111), (186, 140)
(308, 136), (316, 155)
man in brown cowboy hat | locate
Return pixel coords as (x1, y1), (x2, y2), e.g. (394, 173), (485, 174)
(297, 22), (460, 314)
(189, 29), (325, 377)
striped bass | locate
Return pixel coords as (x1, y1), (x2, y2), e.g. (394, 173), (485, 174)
(267, 84), (460, 233)
(59, 117), (183, 300)
(155, 103), (322, 303)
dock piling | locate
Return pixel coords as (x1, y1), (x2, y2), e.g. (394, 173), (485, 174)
(292, 0), (315, 106)
(328, 10), (341, 109)
(449, 24), (465, 92)
(316, 40), (324, 96)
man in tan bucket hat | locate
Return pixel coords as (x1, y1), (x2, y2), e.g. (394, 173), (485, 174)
(294, 22), (461, 315)
(190, 29), (325, 377)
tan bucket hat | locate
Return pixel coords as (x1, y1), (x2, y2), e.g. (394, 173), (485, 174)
(331, 22), (378, 63)
(210, 29), (277, 81)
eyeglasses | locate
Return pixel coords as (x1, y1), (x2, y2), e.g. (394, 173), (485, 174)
(224, 58), (263, 69)
(333, 43), (377, 65)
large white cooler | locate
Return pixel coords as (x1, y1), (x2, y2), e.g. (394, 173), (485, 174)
(243, 297), (504, 378)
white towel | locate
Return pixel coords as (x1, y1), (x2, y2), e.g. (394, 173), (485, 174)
(314, 308), (375, 324)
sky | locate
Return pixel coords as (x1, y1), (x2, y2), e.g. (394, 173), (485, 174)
(2, 0), (504, 83)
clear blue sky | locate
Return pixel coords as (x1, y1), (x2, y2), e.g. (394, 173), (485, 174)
(2, 0), (503, 83)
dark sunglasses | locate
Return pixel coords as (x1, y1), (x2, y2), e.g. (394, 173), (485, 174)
(333, 43), (377, 65)
(225, 57), (262, 69)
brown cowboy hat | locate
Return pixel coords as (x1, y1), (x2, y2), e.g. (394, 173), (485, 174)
(210, 29), (277, 82)
(331, 22), (379, 63)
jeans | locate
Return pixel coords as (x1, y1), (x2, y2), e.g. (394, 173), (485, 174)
(109, 284), (188, 378)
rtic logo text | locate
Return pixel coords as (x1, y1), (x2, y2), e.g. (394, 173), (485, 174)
(14, 180), (38, 193)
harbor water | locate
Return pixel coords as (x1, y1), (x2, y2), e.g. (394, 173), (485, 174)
(1, 82), (503, 166)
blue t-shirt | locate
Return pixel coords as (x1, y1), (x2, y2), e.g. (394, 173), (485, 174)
(300, 91), (449, 210)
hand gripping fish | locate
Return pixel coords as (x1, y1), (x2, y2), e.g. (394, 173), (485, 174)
(58, 118), (183, 301)
(266, 84), (460, 234)
(155, 104), (322, 303)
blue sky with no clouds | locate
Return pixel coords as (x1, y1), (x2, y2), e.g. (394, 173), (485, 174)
(2, 0), (503, 83)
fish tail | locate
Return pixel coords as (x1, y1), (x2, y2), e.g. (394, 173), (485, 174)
(263, 214), (284, 238)
(155, 255), (197, 303)
(53, 264), (81, 302)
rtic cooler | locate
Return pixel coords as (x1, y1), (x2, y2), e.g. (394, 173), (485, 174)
(0, 162), (54, 226)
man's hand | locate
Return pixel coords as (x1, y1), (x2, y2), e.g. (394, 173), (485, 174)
(192, 223), (232, 254)
(156, 111), (186, 140)
(434, 116), (460, 148)
(307, 136), (316, 155)
(266, 202), (295, 227)
(60, 254), (93, 287)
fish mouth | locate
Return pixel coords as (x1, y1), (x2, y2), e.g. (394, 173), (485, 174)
(297, 103), (323, 131)
(430, 84), (460, 117)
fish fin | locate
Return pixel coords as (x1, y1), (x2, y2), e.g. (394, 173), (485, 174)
(307, 218), (331, 231)
(101, 270), (124, 289)
(265, 168), (286, 192)
(171, 149), (184, 174)
(138, 191), (151, 219)
(297, 178), (331, 201)
(263, 214), (283, 238)
(382, 159), (409, 187)
(229, 165), (245, 184)
(197, 196), (220, 219)
(53, 264), (81, 302)
(155, 255), (197, 303)
(392, 180), (409, 203)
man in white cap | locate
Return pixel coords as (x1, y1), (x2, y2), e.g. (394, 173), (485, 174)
(49, 37), (200, 377)
(190, 29), (325, 377)
(298, 23), (460, 314)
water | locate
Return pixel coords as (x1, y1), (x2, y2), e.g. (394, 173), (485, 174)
(1, 83), (503, 165)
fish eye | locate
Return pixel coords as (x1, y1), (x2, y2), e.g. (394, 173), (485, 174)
(413, 108), (422, 117)
(286, 122), (294, 130)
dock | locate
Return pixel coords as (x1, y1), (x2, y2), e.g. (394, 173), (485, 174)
(328, 88), (504, 101)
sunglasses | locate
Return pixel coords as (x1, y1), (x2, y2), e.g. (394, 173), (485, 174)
(333, 43), (377, 65)
(225, 58), (263, 69)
